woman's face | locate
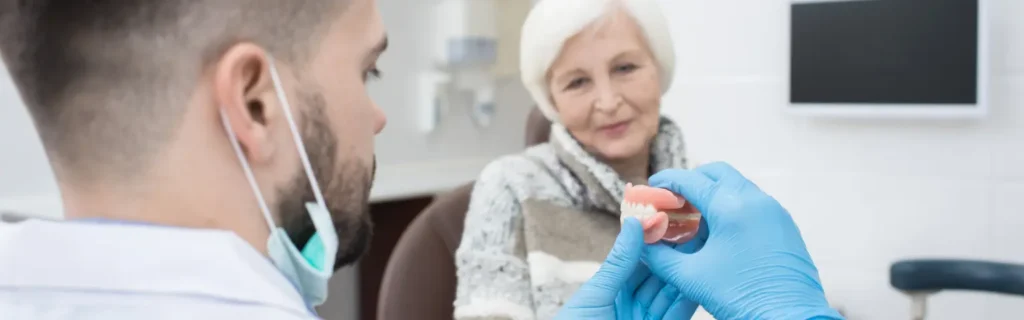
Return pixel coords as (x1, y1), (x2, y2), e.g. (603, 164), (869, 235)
(547, 9), (662, 161)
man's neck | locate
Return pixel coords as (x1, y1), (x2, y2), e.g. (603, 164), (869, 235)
(56, 102), (277, 256)
(62, 182), (211, 227)
(58, 173), (273, 256)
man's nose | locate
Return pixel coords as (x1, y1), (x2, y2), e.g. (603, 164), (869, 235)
(373, 103), (387, 134)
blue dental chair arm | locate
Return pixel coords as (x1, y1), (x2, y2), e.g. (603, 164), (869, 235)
(890, 259), (1024, 295)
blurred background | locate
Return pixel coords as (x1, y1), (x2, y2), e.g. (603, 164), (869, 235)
(1, 0), (1021, 319)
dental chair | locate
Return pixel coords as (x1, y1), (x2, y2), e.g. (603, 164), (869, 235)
(890, 259), (1024, 319)
(376, 107), (551, 320)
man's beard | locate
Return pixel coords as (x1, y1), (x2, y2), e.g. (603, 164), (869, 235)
(276, 91), (374, 271)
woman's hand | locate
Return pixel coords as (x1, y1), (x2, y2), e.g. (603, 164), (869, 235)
(644, 162), (844, 320)
(556, 217), (698, 320)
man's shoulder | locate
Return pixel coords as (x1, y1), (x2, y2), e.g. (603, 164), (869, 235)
(0, 219), (314, 319)
(0, 289), (319, 319)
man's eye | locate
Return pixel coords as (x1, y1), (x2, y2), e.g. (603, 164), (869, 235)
(364, 67), (381, 82)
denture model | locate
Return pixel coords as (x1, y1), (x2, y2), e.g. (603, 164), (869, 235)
(620, 183), (702, 244)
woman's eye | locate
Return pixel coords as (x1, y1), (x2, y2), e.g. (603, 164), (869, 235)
(565, 77), (588, 90)
(614, 63), (638, 73)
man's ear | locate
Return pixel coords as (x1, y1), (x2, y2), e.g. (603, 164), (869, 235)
(213, 43), (282, 164)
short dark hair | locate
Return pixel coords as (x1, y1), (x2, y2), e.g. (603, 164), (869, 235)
(0, 1), (346, 181)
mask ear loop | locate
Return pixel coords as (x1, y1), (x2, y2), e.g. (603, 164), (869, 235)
(219, 110), (277, 230)
(265, 56), (328, 213)
(265, 55), (339, 260)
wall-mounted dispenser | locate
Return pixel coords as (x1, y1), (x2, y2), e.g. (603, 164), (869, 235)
(416, 72), (452, 133)
(427, 0), (500, 130)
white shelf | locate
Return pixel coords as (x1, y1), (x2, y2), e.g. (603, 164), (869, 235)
(370, 156), (493, 202)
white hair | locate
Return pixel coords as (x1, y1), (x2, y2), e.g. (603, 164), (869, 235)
(519, 0), (675, 123)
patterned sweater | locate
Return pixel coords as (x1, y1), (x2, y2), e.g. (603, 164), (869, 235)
(453, 116), (688, 320)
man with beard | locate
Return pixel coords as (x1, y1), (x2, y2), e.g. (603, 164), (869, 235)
(0, 0), (838, 319)
(0, 0), (385, 318)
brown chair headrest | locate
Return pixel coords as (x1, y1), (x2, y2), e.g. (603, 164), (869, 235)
(524, 106), (552, 147)
(378, 107), (551, 320)
(377, 182), (474, 320)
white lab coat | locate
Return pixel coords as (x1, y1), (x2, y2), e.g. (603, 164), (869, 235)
(0, 218), (320, 319)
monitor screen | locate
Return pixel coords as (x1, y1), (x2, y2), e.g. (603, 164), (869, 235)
(790, 0), (979, 106)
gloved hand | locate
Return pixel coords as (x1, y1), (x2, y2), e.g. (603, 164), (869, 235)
(645, 162), (844, 320)
(556, 217), (699, 320)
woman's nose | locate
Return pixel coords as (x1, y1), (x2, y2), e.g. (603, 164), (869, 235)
(594, 82), (623, 112)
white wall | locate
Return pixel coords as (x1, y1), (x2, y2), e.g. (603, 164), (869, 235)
(368, 0), (533, 202)
(658, 0), (1024, 319)
(0, 63), (62, 218)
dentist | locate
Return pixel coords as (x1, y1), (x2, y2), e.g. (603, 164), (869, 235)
(1, 0), (388, 318)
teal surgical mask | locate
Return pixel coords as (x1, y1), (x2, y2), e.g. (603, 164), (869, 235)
(219, 55), (338, 307)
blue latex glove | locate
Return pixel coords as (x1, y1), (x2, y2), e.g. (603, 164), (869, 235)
(556, 217), (699, 320)
(645, 162), (844, 320)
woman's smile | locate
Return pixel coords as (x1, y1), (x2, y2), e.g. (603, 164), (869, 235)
(598, 119), (632, 138)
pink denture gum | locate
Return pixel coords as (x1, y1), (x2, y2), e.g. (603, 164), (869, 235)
(621, 183), (702, 244)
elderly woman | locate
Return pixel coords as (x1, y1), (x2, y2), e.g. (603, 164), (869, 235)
(453, 0), (685, 319)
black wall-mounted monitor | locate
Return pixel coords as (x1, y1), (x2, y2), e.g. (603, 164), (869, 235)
(789, 0), (987, 118)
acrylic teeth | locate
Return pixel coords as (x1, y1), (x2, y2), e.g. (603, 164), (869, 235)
(620, 201), (701, 224)
(668, 213), (702, 221)
(620, 200), (658, 223)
